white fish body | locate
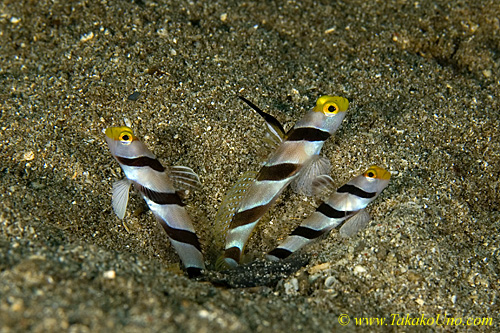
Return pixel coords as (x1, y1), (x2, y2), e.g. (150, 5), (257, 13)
(221, 96), (349, 267)
(105, 126), (205, 277)
(267, 165), (391, 260)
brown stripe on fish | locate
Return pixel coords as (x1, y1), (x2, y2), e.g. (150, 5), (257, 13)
(291, 226), (326, 239)
(230, 203), (273, 229)
(267, 247), (293, 259)
(224, 246), (241, 263)
(316, 202), (351, 219)
(158, 220), (202, 252)
(116, 156), (166, 172)
(337, 184), (377, 199)
(286, 127), (331, 142)
(256, 163), (301, 181)
(136, 185), (186, 206)
(186, 267), (202, 278)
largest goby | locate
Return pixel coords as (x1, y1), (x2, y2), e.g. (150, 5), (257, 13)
(222, 95), (349, 267)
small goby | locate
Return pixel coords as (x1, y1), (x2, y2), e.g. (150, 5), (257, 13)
(267, 165), (391, 260)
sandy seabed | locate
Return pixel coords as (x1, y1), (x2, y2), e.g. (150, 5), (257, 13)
(1, 0), (499, 331)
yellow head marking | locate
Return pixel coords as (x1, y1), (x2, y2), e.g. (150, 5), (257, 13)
(364, 165), (391, 180)
(313, 95), (349, 116)
(105, 126), (135, 144)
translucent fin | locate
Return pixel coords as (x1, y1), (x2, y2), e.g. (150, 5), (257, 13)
(169, 166), (202, 192)
(263, 128), (283, 149)
(213, 171), (258, 249)
(112, 178), (132, 219)
(215, 253), (232, 271)
(239, 96), (285, 143)
(291, 155), (331, 196)
(311, 174), (336, 196)
(339, 209), (371, 237)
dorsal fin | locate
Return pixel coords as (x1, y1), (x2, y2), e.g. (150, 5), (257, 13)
(212, 171), (258, 254)
(239, 96), (286, 143)
(215, 254), (232, 271)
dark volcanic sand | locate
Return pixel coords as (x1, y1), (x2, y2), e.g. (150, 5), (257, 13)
(1, 0), (499, 331)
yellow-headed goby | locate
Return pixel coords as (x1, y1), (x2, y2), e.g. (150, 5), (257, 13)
(105, 126), (205, 277)
(267, 165), (391, 260)
(220, 95), (349, 267)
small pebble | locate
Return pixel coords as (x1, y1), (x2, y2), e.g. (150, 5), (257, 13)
(353, 265), (367, 274)
(103, 270), (116, 279)
(80, 31), (94, 42)
(24, 151), (35, 161)
(324, 276), (337, 289)
(284, 278), (299, 294)
(127, 91), (141, 101)
(308, 262), (331, 274)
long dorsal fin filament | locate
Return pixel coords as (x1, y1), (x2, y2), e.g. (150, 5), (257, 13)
(238, 96), (286, 142)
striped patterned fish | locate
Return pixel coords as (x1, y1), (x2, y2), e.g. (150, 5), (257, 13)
(267, 165), (391, 261)
(222, 95), (349, 267)
(105, 126), (205, 277)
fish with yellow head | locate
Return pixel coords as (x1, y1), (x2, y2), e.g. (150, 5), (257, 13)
(267, 165), (391, 260)
(218, 95), (349, 268)
(105, 126), (206, 277)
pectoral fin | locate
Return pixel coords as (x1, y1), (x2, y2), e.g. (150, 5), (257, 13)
(112, 178), (133, 219)
(291, 155), (332, 196)
(339, 209), (371, 237)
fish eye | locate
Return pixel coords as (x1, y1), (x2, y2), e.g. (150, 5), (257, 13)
(119, 131), (133, 144)
(365, 169), (377, 178)
(323, 102), (339, 115)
